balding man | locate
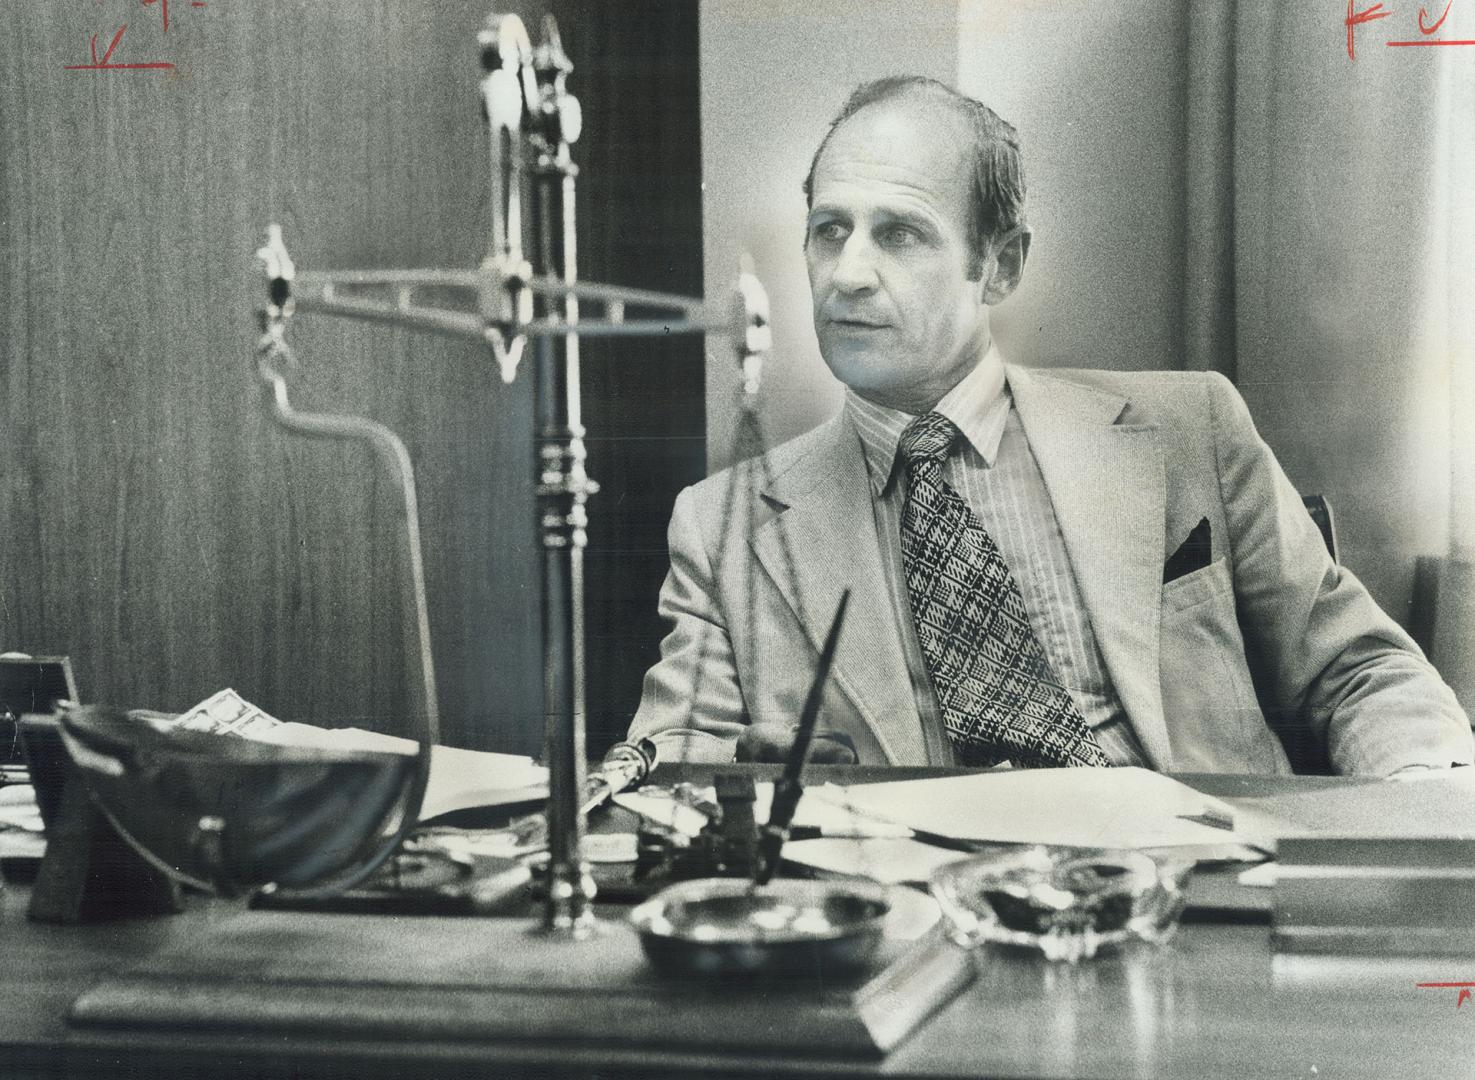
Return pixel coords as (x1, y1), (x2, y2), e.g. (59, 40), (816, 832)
(629, 76), (1473, 776)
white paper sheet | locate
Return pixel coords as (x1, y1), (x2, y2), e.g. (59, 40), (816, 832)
(614, 781), (915, 839)
(252, 725), (548, 820)
(782, 837), (971, 885)
(757, 782), (915, 837)
(1236, 861), (1279, 888)
(823, 767), (1261, 851)
(612, 791), (709, 835)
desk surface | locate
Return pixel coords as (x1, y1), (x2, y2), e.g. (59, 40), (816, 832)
(3, 769), (1472, 1080)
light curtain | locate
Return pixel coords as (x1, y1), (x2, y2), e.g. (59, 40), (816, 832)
(1185, 0), (1475, 712)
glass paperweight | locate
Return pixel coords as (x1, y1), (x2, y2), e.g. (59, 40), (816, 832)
(930, 846), (1193, 963)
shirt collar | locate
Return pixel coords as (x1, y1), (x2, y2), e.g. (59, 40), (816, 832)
(844, 344), (1010, 497)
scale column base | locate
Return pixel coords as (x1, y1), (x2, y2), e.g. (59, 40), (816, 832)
(538, 861), (598, 939)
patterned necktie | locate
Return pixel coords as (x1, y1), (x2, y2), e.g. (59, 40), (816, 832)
(898, 411), (1109, 768)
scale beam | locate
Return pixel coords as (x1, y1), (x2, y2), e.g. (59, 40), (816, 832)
(257, 233), (757, 384)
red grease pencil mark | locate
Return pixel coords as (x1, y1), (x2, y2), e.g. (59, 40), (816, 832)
(99, 25), (125, 65)
(1347, 0), (1397, 59)
(1420, 0), (1455, 31)
(1377, 0), (1475, 46)
(142, 0), (170, 34)
(63, 24), (175, 71)
(1415, 981), (1475, 1008)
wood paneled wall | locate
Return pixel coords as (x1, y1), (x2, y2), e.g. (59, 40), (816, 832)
(0, 1), (705, 756)
(571, 2), (706, 753)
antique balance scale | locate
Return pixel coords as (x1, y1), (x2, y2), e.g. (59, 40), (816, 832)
(246, 11), (772, 934)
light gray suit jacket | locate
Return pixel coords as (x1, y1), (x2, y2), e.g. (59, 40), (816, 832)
(629, 366), (1474, 775)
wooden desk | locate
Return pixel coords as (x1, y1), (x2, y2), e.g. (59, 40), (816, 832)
(2, 771), (1470, 1080)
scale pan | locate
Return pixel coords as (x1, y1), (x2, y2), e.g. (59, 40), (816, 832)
(57, 705), (425, 898)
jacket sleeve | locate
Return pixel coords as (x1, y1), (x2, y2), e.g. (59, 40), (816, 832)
(626, 486), (747, 763)
(1208, 372), (1474, 775)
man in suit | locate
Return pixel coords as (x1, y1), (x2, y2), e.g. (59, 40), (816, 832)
(628, 76), (1473, 775)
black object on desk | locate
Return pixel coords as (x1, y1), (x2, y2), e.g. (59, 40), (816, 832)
(20, 714), (185, 924)
(1, 655), (78, 768)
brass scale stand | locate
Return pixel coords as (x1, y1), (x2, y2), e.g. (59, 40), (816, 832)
(253, 12), (772, 936)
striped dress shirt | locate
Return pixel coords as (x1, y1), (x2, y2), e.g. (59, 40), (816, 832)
(844, 349), (1148, 767)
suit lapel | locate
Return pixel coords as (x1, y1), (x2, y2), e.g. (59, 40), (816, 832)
(749, 415), (923, 763)
(1009, 366), (1172, 770)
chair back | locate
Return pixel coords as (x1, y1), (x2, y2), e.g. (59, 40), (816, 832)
(1301, 494), (1338, 561)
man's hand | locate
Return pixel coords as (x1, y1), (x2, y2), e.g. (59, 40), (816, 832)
(735, 721), (858, 764)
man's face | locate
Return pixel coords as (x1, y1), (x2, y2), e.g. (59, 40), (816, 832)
(805, 99), (991, 413)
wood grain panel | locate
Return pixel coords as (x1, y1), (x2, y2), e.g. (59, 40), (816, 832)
(0, 1), (704, 757)
(567, 0), (707, 752)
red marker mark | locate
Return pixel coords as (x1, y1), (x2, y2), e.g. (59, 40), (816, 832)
(1362, 0), (1469, 45)
(63, 24), (175, 71)
(1415, 981), (1475, 1008)
(97, 25), (125, 65)
(1347, 0), (1397, 59)
(1419, 0), (1454, 31)
(142, 0), (170, 34)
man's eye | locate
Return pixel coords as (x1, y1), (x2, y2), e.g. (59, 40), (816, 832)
(811, 221), (848, 243)
(878, 224), (920, 247)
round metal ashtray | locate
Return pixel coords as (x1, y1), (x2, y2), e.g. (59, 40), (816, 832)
(629, 877), (891, 977)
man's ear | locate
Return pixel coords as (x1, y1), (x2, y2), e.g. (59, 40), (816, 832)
(982, 228), (1030, 305)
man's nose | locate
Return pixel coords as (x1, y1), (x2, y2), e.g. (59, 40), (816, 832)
(830, 235), (879, 294)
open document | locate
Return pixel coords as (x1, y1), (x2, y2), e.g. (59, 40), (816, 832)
(811, 767), (1270, 852)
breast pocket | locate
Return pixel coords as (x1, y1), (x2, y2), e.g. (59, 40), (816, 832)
(1158, 558), (1287, 772)
(1162, 556), (1233, 613)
